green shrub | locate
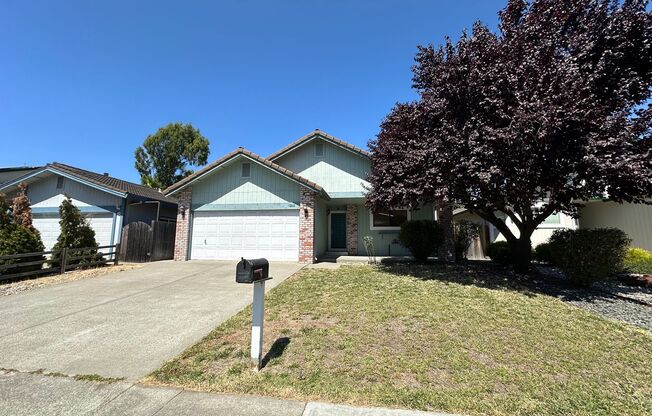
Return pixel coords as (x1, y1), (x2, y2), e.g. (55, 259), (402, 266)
(398, 220), (442, 262)
(0, 225), (46, 276)
(534, 242), (553, 264)
(624, 247), (652, 275)
(0, 192), (45, 277)
(486, 241), (512, 265)
(548, 228), (630, 287)
(453, 220), (481, 262)
(50, 196), (99, 268)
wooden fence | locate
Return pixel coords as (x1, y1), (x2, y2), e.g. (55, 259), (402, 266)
(120, 221), (176, 263)
(0, 244), (120, 282)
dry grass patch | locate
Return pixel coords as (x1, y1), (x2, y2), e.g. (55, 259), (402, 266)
(0, 263), (143, 296)
(146, 265), (652, 416)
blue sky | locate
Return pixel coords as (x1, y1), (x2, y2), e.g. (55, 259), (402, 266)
(0, 0), (503, 183)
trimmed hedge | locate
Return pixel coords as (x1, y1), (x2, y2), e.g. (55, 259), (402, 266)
(398, 220), (442, 262)
(534, 242), (553, 264)
(624, 248), (652, 275)
(548, 228), (630, 287)
(486, 241), (512, 265)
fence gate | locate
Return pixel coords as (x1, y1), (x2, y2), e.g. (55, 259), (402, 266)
(120, 221), (176, 263)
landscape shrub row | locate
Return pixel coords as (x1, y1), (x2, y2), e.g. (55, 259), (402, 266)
(486, 228), (647, 287)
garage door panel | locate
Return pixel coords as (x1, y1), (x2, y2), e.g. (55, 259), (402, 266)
(33, 213), (113, 251)
(191, 210), (299, 261)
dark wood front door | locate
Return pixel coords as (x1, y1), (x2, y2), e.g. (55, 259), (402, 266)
(330, 213), (347, 250)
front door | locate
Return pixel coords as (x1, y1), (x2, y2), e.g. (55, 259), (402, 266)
(330, 212), (347, 250)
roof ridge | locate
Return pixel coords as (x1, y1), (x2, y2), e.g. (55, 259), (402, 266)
(267, 130), (370, 160)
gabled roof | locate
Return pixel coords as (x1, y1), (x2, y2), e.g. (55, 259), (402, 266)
(0, 162), (176, 203)
(0, 166), (41, 173)
(164, 148), (329, 199)
(268, 129), (371, 161)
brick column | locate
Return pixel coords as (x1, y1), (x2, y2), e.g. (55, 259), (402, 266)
(346, 204), (358, 255)
(299, 188), (315, 264)
(173, 187), (192, 261)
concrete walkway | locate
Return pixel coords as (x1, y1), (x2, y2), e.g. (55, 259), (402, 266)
(0, 370), (454, 416)
(0, 261), (302, 380)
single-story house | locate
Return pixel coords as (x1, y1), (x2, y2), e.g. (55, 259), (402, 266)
(0, 162), (177, 251)
(165, 130), (437, 263)
(0, 166), (41, 185)
(166, 129), (652, 263)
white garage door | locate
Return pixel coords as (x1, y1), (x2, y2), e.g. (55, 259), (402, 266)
(33, 213), (114, 251)
(191, 210), (299, 261)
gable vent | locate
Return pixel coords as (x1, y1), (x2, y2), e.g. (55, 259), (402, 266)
(242, 163), (251, 178)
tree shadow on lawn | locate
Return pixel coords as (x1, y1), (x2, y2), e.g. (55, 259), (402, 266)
(377, 260), (646, 306)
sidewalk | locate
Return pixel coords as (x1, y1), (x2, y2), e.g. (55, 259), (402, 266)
(1, 370), (456, 416)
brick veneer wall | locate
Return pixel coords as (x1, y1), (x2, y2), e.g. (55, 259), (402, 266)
(299, 188), (315, 263)
(346, 204), (358, 255)
(173, 187), (193, 261)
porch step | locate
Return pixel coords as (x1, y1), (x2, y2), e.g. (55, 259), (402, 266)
(322, 251), (347, 258)
(317, 251), (348, 262)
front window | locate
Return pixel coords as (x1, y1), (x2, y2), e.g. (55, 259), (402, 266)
(371, 209), (409, 230)
(542, 213), (561, 225)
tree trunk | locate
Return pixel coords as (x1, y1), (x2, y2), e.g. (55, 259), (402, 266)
(436, 200), (455, 262)
(508, 236), (532, 274)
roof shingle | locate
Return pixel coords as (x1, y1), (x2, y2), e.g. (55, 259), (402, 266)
(48, 162), (176, 203)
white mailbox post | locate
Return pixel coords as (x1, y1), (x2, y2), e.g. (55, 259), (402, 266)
(235, 257), (272, 372)
(250, 277), (271, 371)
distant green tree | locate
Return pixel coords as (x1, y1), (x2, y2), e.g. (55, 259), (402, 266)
(135, 122), (210, 189)
(50, 196), (98, 267)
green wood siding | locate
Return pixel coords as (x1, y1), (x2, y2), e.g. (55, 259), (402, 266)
(192, 157), (301, 211)
(314, 198), (328, 257)
(355, 203), (435, 256)
(274, 138), (370, 196)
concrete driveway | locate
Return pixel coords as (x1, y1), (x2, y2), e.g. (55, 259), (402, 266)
(0, 261), (303, 380)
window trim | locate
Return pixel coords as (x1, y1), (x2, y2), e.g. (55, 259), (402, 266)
(538, 212), (566, 229)
(241, 162), (251, 178)
(369, 208), (411, 230)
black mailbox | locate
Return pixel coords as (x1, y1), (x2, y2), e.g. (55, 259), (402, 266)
(236, 258), (269, 283)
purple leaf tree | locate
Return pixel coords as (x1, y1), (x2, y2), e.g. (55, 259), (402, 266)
(367, 0), (652, 272)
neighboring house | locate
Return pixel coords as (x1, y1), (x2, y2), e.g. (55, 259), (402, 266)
(455, 199), (652, 258)
(579, 199), (652, 252)
(0, 166), (41, 185)
(0, 162), (177, 251)
(165, 130), (437, 263)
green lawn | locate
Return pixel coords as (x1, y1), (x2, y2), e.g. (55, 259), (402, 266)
(146, 264), (652, 416)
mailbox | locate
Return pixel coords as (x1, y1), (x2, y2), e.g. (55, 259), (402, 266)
(236, 258), (269, 283)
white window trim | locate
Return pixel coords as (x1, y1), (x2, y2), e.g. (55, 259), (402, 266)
(369, 208), (411, 231)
